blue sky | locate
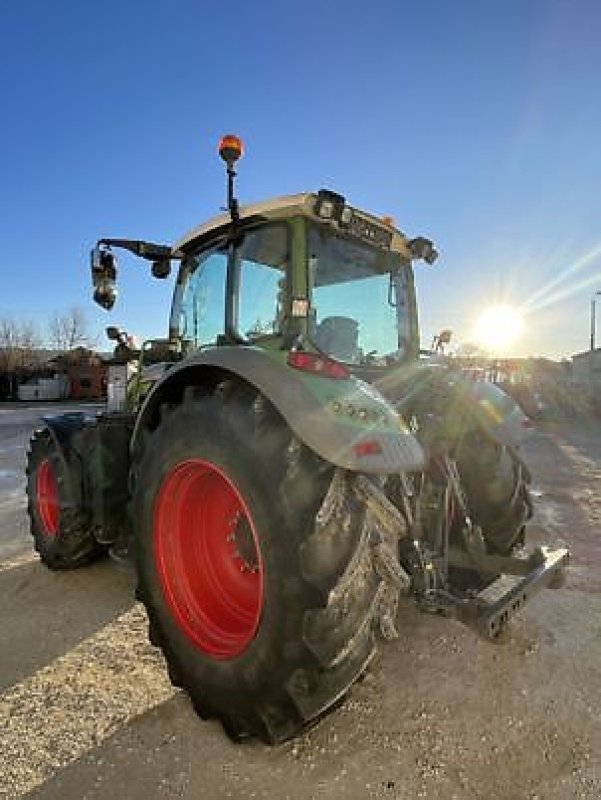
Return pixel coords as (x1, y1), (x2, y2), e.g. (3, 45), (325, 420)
(1, 0), (600, 358)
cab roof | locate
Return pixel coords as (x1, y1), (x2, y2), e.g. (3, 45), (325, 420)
(174, 193), (314, 251)
(173, 192), (413, 259)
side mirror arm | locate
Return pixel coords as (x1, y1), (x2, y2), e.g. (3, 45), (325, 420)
(90, 239), (184, 310)
(96, 238), (184, 261)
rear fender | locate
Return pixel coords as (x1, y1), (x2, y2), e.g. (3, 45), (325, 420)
(41, 411), (133, 544)
(466, 380), (534, 448)
(132, 346), (425, 475)
(388, 363), (534, 448)
(39, 412), (93, 504)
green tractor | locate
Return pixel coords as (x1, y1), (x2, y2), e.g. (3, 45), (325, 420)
(26, 136), (568, 743)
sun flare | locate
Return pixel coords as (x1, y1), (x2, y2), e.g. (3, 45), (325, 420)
(474, 305), (522, 352)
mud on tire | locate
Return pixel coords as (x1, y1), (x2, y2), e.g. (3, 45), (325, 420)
(26, 429), (101, 569)
(132, 382), (382, 743)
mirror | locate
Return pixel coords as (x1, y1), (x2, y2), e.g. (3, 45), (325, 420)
(91, 246), (118, 309)
(432, 328), (453, 353)
(409, 237), (438, 265)
(107, 327), (139, 363)
(151, 259), (171, 279)
(93, 282), (117, 310)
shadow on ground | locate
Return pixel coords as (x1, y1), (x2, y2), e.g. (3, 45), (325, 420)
(0, 556), (135, 692)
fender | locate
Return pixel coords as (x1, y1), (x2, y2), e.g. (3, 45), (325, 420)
(39, 412), (94, 503)
(465, 379), (534, 448)
(41, 411), (133, 545)
(131, 346), (425, 475)
(382, 361), (533, 449)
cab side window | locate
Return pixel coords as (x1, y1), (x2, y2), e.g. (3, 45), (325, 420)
(236, 225), (289, 340)
(179, 249), (228, 349)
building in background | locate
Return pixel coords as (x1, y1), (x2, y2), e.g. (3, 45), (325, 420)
(570, 348), (601, 416)
(571, 348), (601, 385)
(53, 348), (108, 400)
(0, 347), (108, 401)
(18, 374), (70, 401)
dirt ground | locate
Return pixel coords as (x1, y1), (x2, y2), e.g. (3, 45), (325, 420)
(0, 404), (599, 800)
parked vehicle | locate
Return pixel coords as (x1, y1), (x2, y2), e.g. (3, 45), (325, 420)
(26, 136), (568, 743)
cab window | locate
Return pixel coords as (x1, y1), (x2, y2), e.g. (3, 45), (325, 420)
(235, 225), (289, 341)
(179, 248), (228, 349)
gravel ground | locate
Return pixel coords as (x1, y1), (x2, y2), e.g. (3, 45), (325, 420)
(0, 406), (599, 799)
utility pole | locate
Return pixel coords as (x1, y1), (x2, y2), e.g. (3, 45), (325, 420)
(591, 291), (601, 351)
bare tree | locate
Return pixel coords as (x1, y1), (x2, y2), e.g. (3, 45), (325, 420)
(0, 318), (18, 372)
(49, 306), (89, 351)
(0, 317), (41, 370)
(20, 321), (41, 351)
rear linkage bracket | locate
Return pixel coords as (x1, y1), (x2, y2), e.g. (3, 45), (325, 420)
(352, 474), (570, 641)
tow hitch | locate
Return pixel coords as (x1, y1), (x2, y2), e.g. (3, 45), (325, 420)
(418, 545), (570, 639)
(356, 475), (569, 640)
(453, 546), (569, 638)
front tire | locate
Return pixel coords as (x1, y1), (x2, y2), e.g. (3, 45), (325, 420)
(26, 429), (101, 569)
(133, 383), (381, 743)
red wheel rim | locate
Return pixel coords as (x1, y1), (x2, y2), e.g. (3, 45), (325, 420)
(153, 459), (264, 660)
(36, 458), (59, 537)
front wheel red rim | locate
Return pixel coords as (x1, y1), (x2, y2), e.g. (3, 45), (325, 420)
(153, 459), (264, 660)
(36, 458), (59, 537)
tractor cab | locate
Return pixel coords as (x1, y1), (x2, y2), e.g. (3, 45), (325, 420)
(169, 192), (433, 365)
(91, 136), (438, 396)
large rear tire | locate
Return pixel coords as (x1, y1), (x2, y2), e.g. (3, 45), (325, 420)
(133, 383), (381, 743)
(456, 432), (532, 556)
(26, 429), (101, 569)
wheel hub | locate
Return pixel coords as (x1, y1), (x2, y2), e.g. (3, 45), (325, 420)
(153, 459), (264, 660)
(36, 458), (59, 537)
